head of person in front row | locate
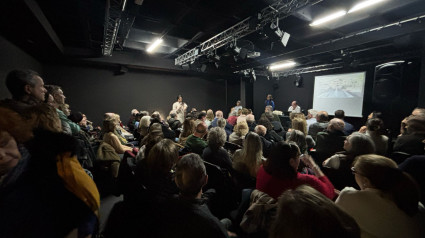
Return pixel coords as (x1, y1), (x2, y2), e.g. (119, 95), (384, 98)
(270, 185), (360, 238)
(174, 153), (208, 199)
(351, 155), (419, 216)
(5, 69), (47, 105)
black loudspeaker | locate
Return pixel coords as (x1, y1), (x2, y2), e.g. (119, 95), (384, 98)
(372, 61), (404, 104)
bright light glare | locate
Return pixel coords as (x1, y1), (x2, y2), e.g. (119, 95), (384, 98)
(348, 0), (387, 13)
(147, 38), (163, 53)
(310, 10), (347, 26)
(269, 61), (296, 71)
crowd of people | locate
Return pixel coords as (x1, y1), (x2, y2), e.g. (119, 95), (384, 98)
(1, 69), (425, 238)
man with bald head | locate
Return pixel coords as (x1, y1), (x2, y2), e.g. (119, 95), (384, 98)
(185, 122), (208, 155)
(315, 118), (347, 165)
(210, 110), (224, 128)
(255, 125), (272, 157)
(288, 101), (301, 113)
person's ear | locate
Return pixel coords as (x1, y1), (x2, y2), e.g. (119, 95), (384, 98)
(24, 84), (32, 95)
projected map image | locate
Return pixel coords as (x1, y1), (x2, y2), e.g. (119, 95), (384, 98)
(316, 74), (365, 98)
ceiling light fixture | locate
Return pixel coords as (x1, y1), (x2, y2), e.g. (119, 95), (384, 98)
(269, 61), (296, 71)
(147, 38), (163, 53)
(348, 0), (387, 14)
(310, 10), (347, 26)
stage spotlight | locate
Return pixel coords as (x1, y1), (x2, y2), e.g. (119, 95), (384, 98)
(294, 75), (303, 87)
(270, 19), (290, 47)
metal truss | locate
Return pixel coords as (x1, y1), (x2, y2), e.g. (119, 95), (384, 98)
(175, 0), (322, 65)
(271, 63), (344, 77)
(102, 0), (126, 56)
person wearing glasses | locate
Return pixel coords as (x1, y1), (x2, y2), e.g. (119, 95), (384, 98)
(256, 141), (335, 200)
(336, 155), (423, 238)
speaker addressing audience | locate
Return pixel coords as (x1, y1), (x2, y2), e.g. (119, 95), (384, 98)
(288, 100), (301, 113)
(172, 95), (188, 123)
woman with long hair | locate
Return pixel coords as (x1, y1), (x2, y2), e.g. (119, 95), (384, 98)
(232, 132), (263, 178)
(365, 118), (388, 155)
(322, 132), (375, 189)
(178, 118), (195, 146)
(229, 121), (249, 146)
(336, 155), (423, 238)
(287, 117), (315, 150)
(256, 141), (335, 200)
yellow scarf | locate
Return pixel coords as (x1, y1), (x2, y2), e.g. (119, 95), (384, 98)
(56, 152), (100, 217)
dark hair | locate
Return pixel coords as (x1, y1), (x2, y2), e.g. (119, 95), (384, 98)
(44, 85), (61, 96)
(270, 185), (360, 238)
(366, 118), (385, 134)
(354, 155), (419, 216)
(175, 153), (207, 197)
(317, 111), (329, 122)
(146, 138), (178, 175)
(6, 69), (40, 100)
(68, 112), (83, 124)
(264, 141), (300, 179)
(258, 116), (273, 131)
(197, 112), (206, 120)
(334, 110), (345, 119)
(177, 95), (182, 100)
(287, 130), (307, 153)
(369, 111), (383, 119)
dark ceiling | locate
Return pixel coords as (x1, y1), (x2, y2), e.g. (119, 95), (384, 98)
(1, 0), (425, 75)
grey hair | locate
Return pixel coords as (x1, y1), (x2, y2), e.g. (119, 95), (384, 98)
(207, 127), (227, 150)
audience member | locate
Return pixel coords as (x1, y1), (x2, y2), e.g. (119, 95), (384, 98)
(229, 121), (249, 146)
(150, 112), (176, 140)
(254, 125), (272, 158)
(399, 152), (425, 204)
(210, 110), (223, 128)
(308, 110), (329, 138)
(334, 110), (355, 136)
(258, 116), (283, 142)
(139, 123), (164, 159)
(365, 118), (388, 155)
(286, 117), (315, 150)
(179, 118), (195, 146)
(393, 115), (425, 155)
(167, 111), (182, 132)
(232, 132), (263, 178)
(0, 69), (46, 116)
(246, 114), (256, 132)
(205, 109), (214, 127)
(185, 123), (208, 155)
(315, 118), (346, 165)
(102, 119), (133, 154)
(322, 132), (375, 189)
(336, 155), (423, 238)
(202, 127), (232, 172)
(157, 153), (228, 238)
(270, 185), (360, 238)
(256, 142), (335, 200)
(137, 115), (151, 140)
(306, 109), (317, 132)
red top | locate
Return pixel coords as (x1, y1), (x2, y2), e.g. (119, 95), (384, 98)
(256, 165), (335, 200)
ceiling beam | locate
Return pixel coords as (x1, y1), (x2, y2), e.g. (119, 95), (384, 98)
(235, 14), (425, 70)
(24, 0), (64, 54)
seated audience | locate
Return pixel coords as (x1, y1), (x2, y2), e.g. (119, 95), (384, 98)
(399, 153), (425, 205)
(254, 125), (272, 158)
(227, 110), (238, 126)
(0, 69), (46, 117)
(334, 110), (355, 136)
(195, 111), (207, 127)
(336, 155), (424, 238)
(393, 115), (425, 155)
(179, 118), (195, 146)
(136, 139), (179, 201)
(102, 119), (133, 154)
(256, 141), (335, 200)
(167, 111), (182, 132)
(232, 132), (263, 178)
(365, 118), (388, 155)
(205, 109), (214, 128)
(286, 129), (309, 154)
(246, 114), (256, 132)
(308, 110), (329, 138)
(229, 121), (249, 146)
(210, 110), (223, 128)
(258, 116), (283, 142)
(322, 132), (375, 190)
(202, 127), (232, 172)
(286, 117), (315, 150)
(266, 111), (285, 135)
(270, 185), (360, 238)
(315, 118), (346, 165)
(137, 115), (151, 140)
(306, 109), (317, 132)
(261, 105), (280, 122)
(157, 153), (228, 238)
(127, 109), (139, 131)
(150, 112), (176, 140)
(139, 123), (164, 159)
(185, 123), (208, 155)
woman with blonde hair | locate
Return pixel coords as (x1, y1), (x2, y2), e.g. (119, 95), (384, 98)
(229, 121), (249, 146)
(336, 154), (423, 238)
(205, 109), (214, 128)
(103, 119), (132, 154)
(232, 132), (263, 178)
(287, 117), (315, 149)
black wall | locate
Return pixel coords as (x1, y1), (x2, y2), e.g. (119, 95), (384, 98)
(43, 63), (230, 126)
(0, 35), (42, 98)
